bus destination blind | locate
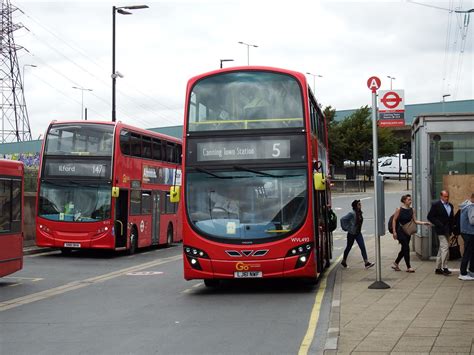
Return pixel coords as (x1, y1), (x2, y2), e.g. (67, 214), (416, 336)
(45, 161), (110, 178)
(196, 139), (290, 162)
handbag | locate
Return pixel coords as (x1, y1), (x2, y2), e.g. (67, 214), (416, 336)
(448, 236), (462, 260)
(401, 219), (417, 235)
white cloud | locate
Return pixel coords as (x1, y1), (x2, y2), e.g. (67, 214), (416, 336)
(7, 0), (473, 139)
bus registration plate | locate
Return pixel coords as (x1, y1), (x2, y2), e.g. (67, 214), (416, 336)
(64, 243), (81, 248)
(234, 271), (262, 278)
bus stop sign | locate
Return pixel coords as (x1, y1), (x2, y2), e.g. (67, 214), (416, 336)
(367, 76), (381, 93)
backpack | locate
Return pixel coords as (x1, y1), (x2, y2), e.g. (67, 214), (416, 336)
(340, 213), (351, 232)
(453, 209), (461, 235)
(328, 209), (337, 232)
(388, 214), (395, 234)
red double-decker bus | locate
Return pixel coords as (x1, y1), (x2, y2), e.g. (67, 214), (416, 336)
(36, 121), (182, 254)
(0, 160), (24, 277)
(182, 66), (332, 286)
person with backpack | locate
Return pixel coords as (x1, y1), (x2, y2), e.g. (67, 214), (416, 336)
(391, 194), (431, 273)
(340, 199), (375, 269)
(458, 193), (474, 281)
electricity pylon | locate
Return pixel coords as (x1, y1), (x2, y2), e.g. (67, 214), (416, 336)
(0, 0), (32, 142)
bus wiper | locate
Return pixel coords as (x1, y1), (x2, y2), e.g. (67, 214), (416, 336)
(232, 165), (278, 178)
(195, 167), (229, 179)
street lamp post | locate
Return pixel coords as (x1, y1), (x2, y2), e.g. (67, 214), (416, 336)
(387, 75), (396, 90)
(238, 41), (258, 65)
(442, 94), (451, 113)
(72, 86), (93, 120)
(220, 59), (234, 68)
(306, 72), (322, 93)
(22, 64), (37, 91)
(112, 4), (149, 122)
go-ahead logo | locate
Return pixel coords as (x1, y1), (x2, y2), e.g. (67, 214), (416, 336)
(235, 262), (261, 271)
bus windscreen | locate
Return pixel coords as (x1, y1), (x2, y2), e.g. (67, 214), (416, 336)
(188, 71), (304, 132)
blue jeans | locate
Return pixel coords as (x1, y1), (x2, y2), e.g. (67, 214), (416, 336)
(460, 233), (474, 275)
(343, 232), (368, 261)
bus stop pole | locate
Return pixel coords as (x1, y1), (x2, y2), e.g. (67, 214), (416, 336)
(369, 87), (390, 290)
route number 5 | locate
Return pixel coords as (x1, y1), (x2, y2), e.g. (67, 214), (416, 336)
(272, 143), (281, 157)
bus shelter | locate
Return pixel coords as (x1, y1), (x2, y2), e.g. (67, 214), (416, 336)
(411, 112), (474, 260)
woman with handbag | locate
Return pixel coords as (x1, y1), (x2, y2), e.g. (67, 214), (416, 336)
(391, 194), (431, 273)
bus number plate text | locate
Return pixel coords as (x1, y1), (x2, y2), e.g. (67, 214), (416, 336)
(64, 243), (81, 248)
(234, 271), (263, 278)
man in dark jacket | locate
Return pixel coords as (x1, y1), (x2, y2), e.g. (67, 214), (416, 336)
(428, 190), (455, 275)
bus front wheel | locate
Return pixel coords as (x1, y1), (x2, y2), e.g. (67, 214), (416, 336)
(204, 279), (220, 288)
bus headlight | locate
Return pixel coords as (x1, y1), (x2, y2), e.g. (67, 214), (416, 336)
(286, 242), (313, 269)
(184, 245), (209, 270)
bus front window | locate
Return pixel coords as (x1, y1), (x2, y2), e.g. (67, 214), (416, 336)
(38, 182), (111, 222)
(45, 123), (114, 156)
(186, 168), (307, 242)
(188, 71), (304, 132)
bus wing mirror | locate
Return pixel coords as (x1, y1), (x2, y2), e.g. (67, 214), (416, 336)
(314, 172), (326, 191)
(112, 187), (120, 198)
(170, 186), (180, 203)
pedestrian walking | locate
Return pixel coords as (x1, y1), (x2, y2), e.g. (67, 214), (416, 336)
(340, 199), (375, 269)
(391, 194), (430, 273)
(458, 193), (474, 281)
(428, 190), (455, 275)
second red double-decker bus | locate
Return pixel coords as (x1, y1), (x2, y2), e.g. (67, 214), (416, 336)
(0, 159), (24, 277)
(36, 121), (182, 254)
(182, 66), (332, 286)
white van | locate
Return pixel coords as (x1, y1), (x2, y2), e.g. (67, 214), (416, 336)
(378, 154), (411, 177)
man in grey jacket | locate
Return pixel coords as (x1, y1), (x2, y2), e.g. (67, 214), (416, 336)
(458, 193), (474, 281)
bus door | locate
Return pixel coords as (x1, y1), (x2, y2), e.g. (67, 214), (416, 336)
(151, 190), (161, 245)
(115, 189), (129, 248)
(316, 190), (330, 268)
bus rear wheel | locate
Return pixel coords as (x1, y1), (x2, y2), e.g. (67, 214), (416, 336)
(128, 228), (138, 255)
(166, 226), (173, 246)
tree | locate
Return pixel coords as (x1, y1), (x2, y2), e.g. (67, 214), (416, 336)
(326, 105), (402, 169)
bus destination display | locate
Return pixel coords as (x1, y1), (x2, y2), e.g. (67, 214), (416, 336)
(196, 139), (290, 162)
(44, 160), (110, 178)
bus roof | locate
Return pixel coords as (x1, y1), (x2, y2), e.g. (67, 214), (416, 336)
(0, 159), (24, 174)
(186, 66), (307, 87)
(47, 120), (182, 145)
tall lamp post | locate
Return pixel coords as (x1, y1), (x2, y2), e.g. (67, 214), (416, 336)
(22, 64), (37, 91)
(306, 72), (323, 93)
(112, 4), (149, 122)
(220, 59), (234, 68)
(238, 41), (258, 65)
(387, 75), (396, 90)
(442, 94), (451, 113)
(72, 86), (93, 120)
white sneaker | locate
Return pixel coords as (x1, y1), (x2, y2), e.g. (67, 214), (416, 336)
(458, 274), (474, 281)
(468, 271), (474, 278)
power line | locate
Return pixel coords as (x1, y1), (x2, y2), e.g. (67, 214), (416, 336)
(16, 7), (182, 123)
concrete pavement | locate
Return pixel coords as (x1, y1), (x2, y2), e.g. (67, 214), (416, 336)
(325, 232), (474, 354)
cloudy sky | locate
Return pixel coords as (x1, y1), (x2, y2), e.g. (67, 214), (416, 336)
(10, 0), (474, 139)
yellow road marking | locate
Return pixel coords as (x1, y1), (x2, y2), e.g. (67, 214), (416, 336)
(0, 254), (181, 312)
(298, 255), (342, 355)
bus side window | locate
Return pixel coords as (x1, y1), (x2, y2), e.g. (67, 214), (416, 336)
(153, 139), (162, 161)
(130, 190), (141, 215)
(120, 130), (131, 155)
(11, 180), (21, 233)
(131, 134), (142, 157)
(142, 137), (152, 159)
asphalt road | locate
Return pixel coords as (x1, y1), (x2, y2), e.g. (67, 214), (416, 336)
(0, 184), (405, 355)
